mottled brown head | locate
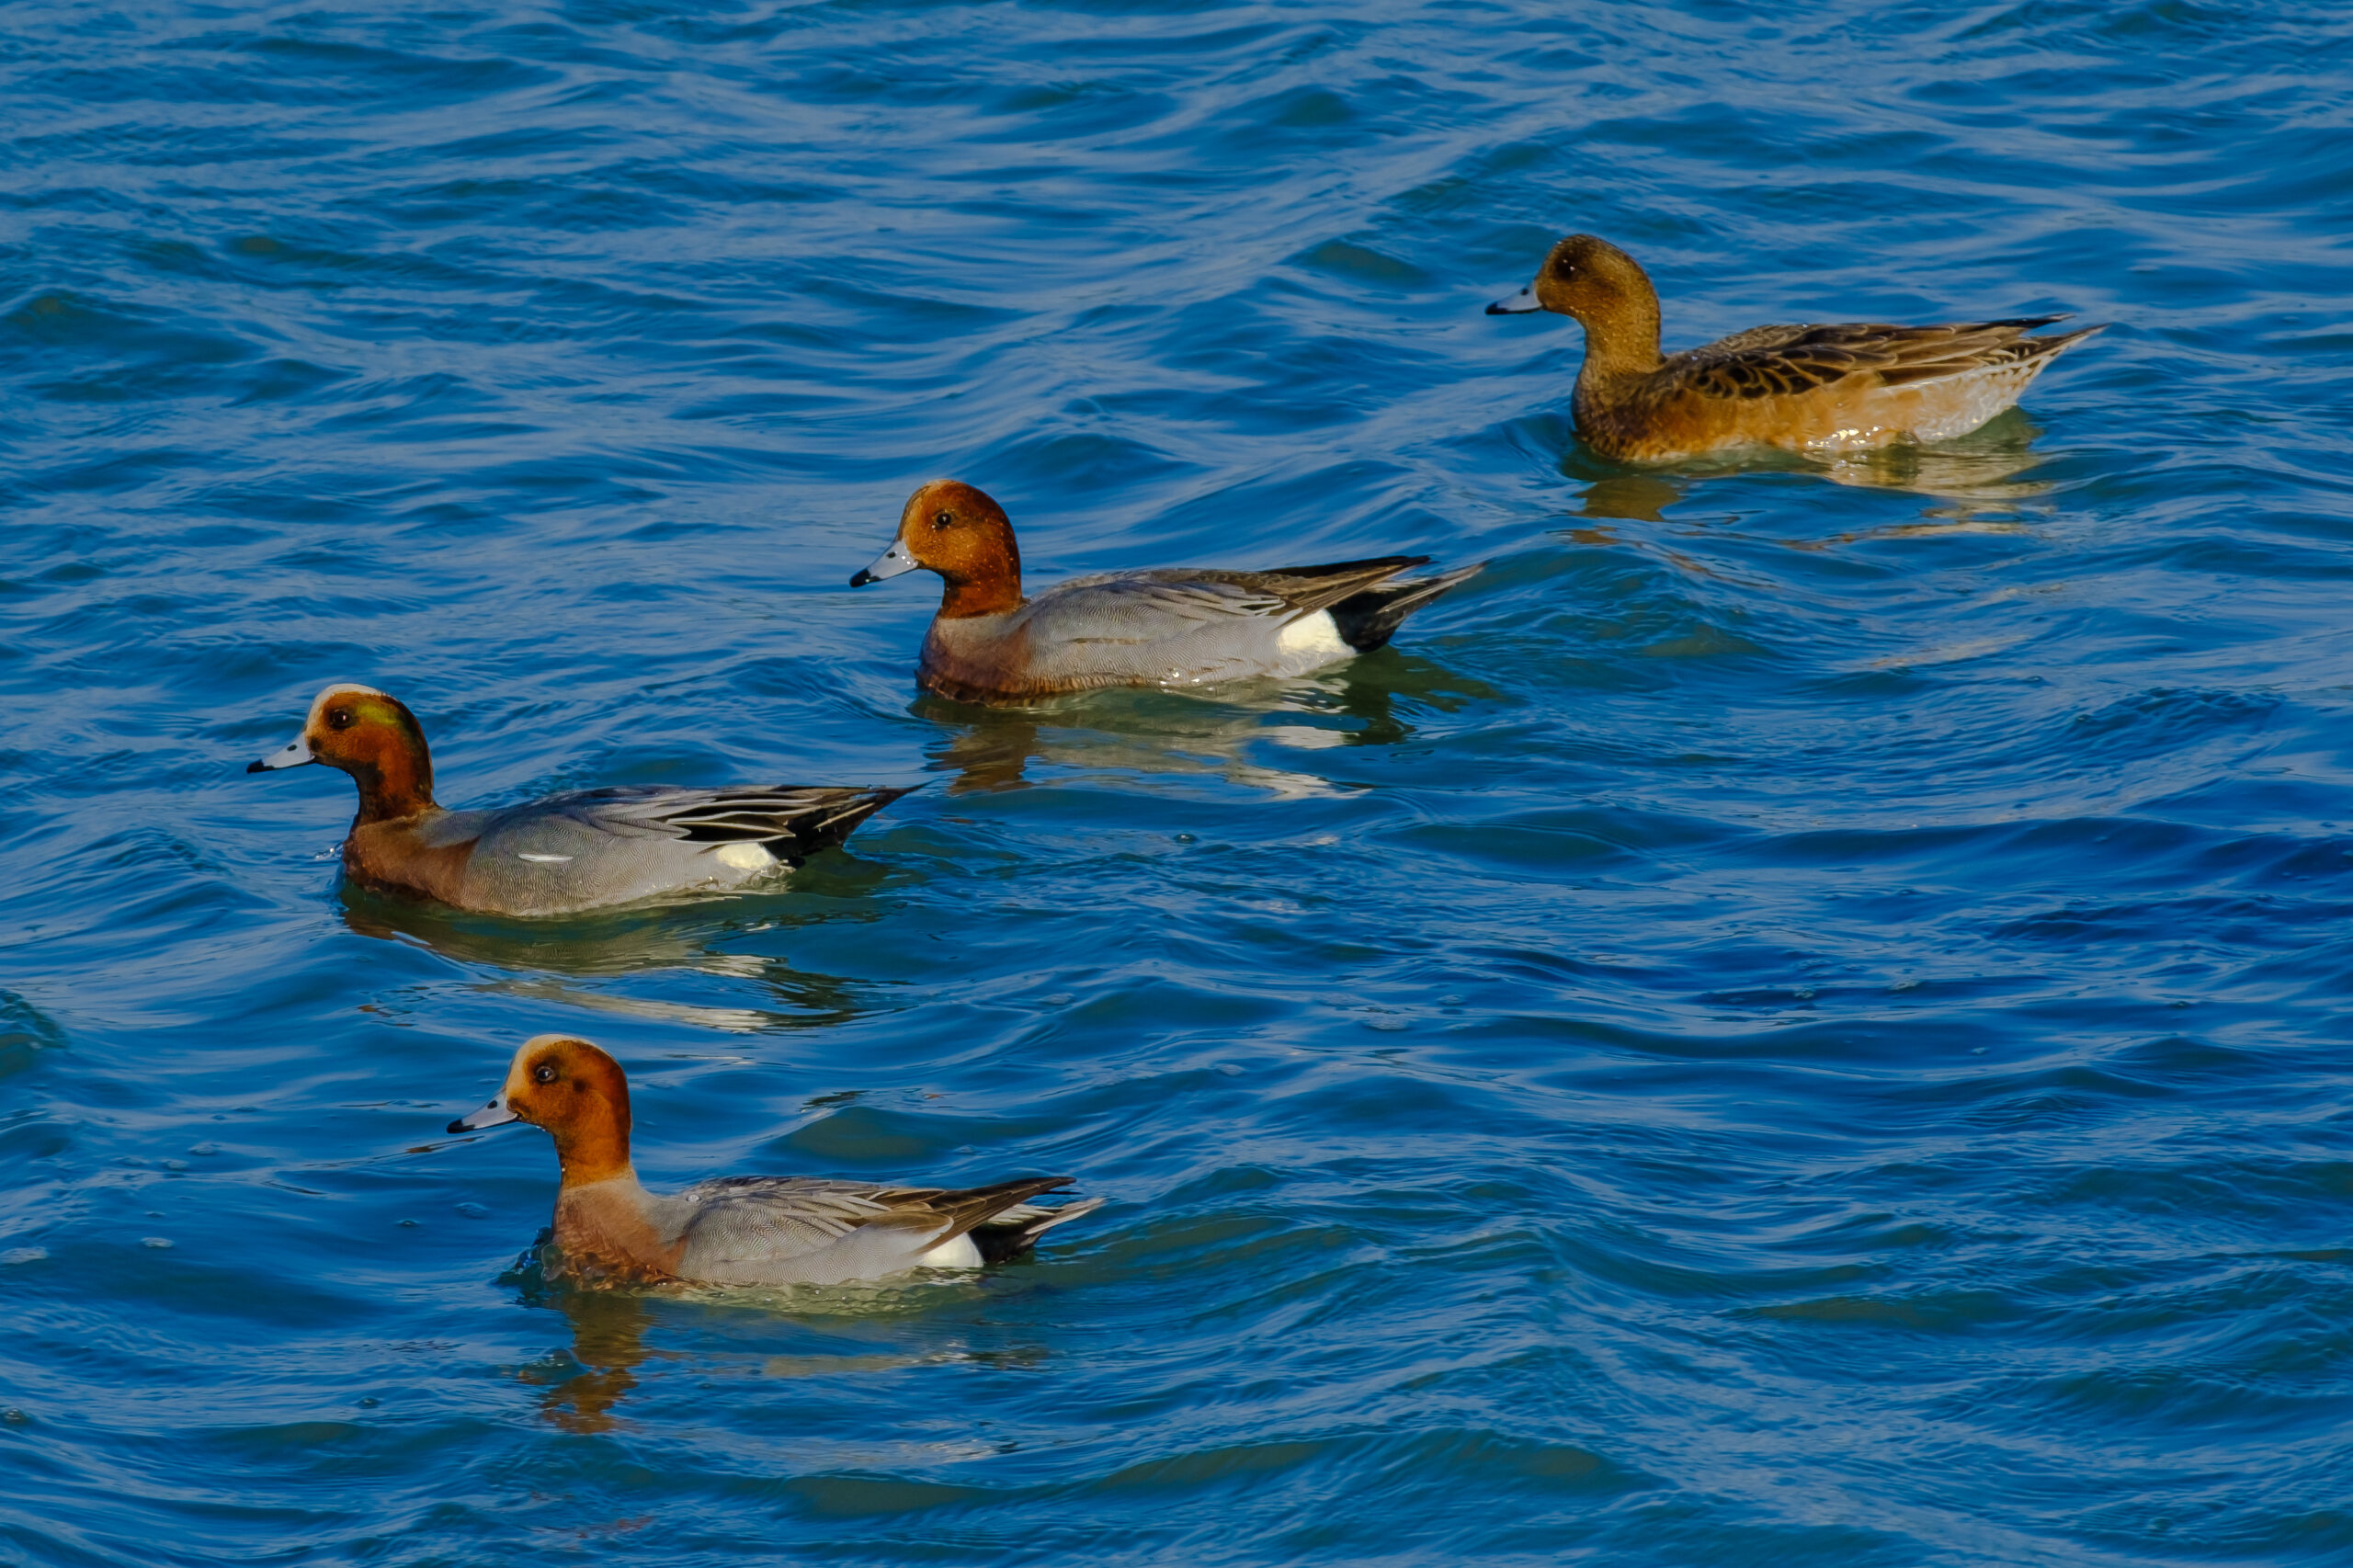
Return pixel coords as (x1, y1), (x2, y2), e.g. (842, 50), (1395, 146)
(850, 479), (1024, 619)
(448, 1034), (635, 1187)
(1491, 234), (1664, 373)
(248, 683), (437, 823)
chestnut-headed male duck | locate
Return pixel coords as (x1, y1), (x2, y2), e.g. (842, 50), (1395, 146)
(849, 480), (1479, 704)
(248, 685), (907, 916)
(448, 1034), (1101, 1286)
(1488, 233), (2103, 462)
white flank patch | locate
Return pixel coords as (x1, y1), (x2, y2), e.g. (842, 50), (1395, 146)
(713, 841), (777, 872)
(516, 853), (573, 864)
(918, 1233), (983, 1269)
(1277, 608), (1351, 663)
(1908, 364), (2040, 444)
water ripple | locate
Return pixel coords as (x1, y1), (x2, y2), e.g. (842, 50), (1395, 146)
(4, 0), (2351, 1563)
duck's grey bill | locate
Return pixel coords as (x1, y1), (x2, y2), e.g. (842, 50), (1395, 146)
(1485, 285), (1542, 315)
(247, 735), (314, 773)
(849, 539), (919, 586)
(449, 1098), (518, 1134)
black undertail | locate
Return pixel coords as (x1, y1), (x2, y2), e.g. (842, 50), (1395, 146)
(1327, 562), (1483, 652)
(955, 1176), (1102, 1264)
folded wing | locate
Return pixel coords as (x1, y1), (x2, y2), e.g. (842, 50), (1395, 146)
(1677, 315), (2101, 401)
(671, 1175), (1092, 1285)
(482, 784), (912, 865)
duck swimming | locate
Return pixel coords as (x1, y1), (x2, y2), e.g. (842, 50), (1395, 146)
(1487, 233), (2103, 462)
(448, 1034), (1101, 1286)
(248, 684), (907, 916)
(849, 480), (1479, 703)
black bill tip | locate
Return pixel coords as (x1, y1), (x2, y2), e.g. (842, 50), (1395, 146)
(848, 569), (875, 587)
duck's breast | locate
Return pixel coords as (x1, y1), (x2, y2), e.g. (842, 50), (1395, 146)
(344, 812), (479, 904)
(551, 1179), (688, 1283)
(919, 608), (1036, 699)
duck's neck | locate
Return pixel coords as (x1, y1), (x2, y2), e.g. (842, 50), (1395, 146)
(938, 573), (1024, 619)
(1578, 293), (1665, 380)
(550, 1102), (635, 1188)
(348, 752), (437, 825)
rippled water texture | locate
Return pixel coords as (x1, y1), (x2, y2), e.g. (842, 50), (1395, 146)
(6, 1), (2353, 1562)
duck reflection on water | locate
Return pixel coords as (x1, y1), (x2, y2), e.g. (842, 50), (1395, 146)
(913, 653), (1495, 796)
(529, 1285), (663, 1434)
(1567, 407), (2058, 527)
(518, 1262), (1047, 1435)
(337, 886), (876, 1033)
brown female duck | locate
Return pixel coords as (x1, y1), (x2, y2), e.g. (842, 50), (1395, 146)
(1488, 233), (2103, 462)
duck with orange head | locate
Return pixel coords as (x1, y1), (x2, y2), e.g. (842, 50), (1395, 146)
(850, 480), (1478, 704)
(249, 684), (909, 916)
(449, 1035), (1101, 1287)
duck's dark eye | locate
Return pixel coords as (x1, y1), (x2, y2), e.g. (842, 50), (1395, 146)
(932, 510), (954, 530)
(327, 709), (354, 730)
(1553, 256), (1577, 278)
(532, 1063), (557, 1085)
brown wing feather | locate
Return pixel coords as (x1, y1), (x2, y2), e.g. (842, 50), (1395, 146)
(1675, 315), (2089, 402)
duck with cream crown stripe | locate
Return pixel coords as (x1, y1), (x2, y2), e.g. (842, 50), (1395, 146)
(447, 1035), (1102, 1287)
(247, 685), (910, 916)
(850, 479), (1480, 704)
(1487, 233), (2104, 462)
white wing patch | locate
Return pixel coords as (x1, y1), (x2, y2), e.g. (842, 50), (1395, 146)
(917, 1233), (983, 1269)
(713, 842), (778, 872)
(516, 853), (574, 864)
(1277, 609), (1351, 664)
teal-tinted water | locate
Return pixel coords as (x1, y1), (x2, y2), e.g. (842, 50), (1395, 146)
(6, 1), (2353, 1562)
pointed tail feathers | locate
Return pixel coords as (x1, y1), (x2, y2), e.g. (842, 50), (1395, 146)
(1328, 561), (1483, 652)
(793, 784), (918, 851)
(2033, 322), (2108, 359)
(968, 1187), (1106, 1264)
(1879, 318), (2109, 388)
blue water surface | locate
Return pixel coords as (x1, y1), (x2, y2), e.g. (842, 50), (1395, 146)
(5, 0), (2353, 1562)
